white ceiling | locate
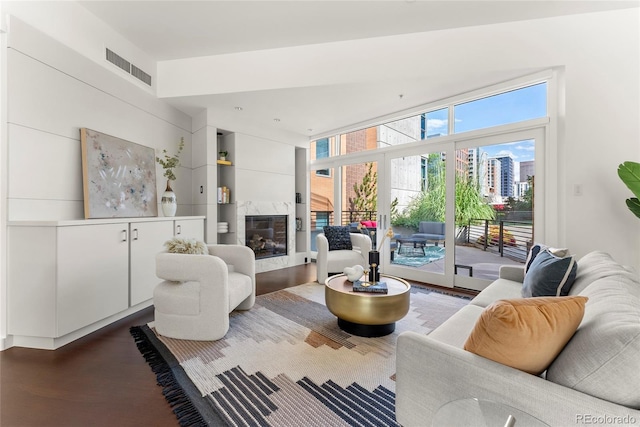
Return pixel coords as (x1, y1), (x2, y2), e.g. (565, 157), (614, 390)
(78, 1), (639, 139)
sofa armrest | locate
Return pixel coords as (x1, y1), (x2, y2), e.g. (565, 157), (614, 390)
(396, 331), (640, 427)
(156, 252), (227, 283)
(499, 265), (525, 282)
(349, 233), (372, 254)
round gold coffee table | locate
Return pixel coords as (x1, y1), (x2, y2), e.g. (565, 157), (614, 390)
(325, 273), (411, 337)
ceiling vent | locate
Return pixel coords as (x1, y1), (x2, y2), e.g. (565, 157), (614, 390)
(131, 64), (152, 86)
(105, 48), (152, 87)
(106, 48), (130, 73)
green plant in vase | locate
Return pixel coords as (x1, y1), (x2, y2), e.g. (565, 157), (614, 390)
(156, 137), (184, 216)
(157, 138), (184, 184)
(618, 161), (640, 219)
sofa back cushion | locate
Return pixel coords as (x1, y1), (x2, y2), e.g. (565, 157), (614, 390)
(546, 252), (640, 408)
(418, 221), (445, 235)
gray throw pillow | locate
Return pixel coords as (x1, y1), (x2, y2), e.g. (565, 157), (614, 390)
(522, 249), (577, 297)
(323, 226), (353, 251)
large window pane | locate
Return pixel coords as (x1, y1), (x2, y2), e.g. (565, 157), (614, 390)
(455, 140), (535, 281)
(454, 83), (547, 133)
(423, 108), (449, 139)
(310, 165), (335, 251)
(389, 151), (446, 275)
(311, 137), (335, 176)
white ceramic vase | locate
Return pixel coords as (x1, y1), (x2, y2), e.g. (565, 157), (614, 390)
(161, 180), (177, 217)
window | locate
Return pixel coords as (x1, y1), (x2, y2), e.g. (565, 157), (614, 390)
(315, 138), (330, 176)
(454, 83), (547, 133)
(422, 108), (449, 139)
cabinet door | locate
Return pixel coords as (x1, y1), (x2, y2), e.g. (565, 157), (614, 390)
(174, 218), (205, 240)
(57, 224), (129, 337)
(130, 221), (174, 306)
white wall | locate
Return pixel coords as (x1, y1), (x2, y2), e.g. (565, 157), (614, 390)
(5, 18), (192, 220)
(547, 11), (640, 268)
(0, 16), (192, 347)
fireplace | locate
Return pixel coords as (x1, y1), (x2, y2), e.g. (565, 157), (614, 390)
(245, 215), (288, 259)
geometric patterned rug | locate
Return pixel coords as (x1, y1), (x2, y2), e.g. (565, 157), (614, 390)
(131, 282), (470, 426)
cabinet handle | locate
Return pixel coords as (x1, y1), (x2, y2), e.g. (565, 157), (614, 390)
(133, 228), (139, 241)
(122, 230), (128, 242)
(176, 224), (182, 235)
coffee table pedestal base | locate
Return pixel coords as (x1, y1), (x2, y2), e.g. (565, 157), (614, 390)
(337, 318), (395, 337)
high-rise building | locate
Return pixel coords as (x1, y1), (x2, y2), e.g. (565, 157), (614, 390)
(494, 155), (515, 198)
(519, 160), (535, 182)
(486, 158), (502, 203)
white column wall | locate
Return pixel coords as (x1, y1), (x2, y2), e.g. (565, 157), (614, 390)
(0, 17), (193, 348)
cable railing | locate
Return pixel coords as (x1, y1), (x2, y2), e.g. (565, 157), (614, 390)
(309, 211), (533, 261)
(464, 219), (533, 261)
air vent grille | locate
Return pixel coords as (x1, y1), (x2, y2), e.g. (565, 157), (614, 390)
(105, 48), (152, 87)
(106, 48), (130, 73)
(131, 65), (152, 86)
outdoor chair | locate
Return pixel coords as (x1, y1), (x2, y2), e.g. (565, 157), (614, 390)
(412, 221), (446, 245)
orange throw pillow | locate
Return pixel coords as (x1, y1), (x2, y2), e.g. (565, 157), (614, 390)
(463, 296), (588, 375)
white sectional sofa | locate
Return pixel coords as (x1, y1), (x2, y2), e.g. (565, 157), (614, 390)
(396, 251), (640, 426)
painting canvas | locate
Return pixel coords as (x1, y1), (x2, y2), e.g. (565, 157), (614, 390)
(80, 128), (158, 219)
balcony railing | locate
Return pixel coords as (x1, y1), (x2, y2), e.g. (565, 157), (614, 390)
(309, 211), (533, 261)
(464, 219), (533, 261)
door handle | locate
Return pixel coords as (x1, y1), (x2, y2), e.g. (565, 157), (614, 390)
(133, 228), (139, 241)
(121, 230), (127, 242)
(176, 224), (182, 235)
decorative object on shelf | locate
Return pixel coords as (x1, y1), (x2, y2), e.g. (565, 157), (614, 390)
(80, 128), (158, 219)
(163, 236), (207, 254)
(156, 137), (185, 217)
(618, 161), (640, 219)
(296, 217), (302, 231)
(295, 192), (302, 203)
(161, 181), (177, 217)
(368, 251), (380, 283)
(343, 265), (365, 282)
(217, 186), (231, 204)
(218, 150), (228, 161)
(217, 222), (229, 234)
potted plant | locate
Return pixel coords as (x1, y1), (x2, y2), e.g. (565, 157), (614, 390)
(219, 150), (228, 161)
(618, 161), (640, 219)
(156, 137), (185, 216)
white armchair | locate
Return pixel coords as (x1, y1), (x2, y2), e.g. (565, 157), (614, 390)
(316, 232), (371, 284)
(153, 244), (255, 341)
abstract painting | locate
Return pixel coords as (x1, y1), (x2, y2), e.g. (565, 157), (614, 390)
(80, 128), (157, 219)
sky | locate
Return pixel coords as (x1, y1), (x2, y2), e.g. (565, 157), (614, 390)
(426, 82), (545, 163)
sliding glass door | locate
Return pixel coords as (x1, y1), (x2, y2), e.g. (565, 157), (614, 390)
(381, 127), (545, 290)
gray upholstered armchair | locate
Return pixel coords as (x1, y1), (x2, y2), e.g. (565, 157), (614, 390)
(153, 244), (255, 341)
(316, 232), (371, 284)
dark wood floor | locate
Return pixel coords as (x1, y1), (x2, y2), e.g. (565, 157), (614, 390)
(0, 264), (474, 427)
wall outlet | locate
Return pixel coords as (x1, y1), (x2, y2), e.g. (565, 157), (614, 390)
(573, 184), (583, 196)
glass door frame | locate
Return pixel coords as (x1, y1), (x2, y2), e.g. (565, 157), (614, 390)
(380, 122), (550, 289)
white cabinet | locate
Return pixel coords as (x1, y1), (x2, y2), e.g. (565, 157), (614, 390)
(174, 218), (205, 240)
(7, 216), (204, 349)
(130, 221), (174, 306)
(57, 223), (130, 336)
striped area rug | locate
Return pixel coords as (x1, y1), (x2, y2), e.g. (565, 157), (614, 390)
(131, 282), (470, 426)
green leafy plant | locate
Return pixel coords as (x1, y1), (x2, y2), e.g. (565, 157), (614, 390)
(156, 137), (185, 181)
(618, 161), (640, 219)
(350, 162), (377, 213)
